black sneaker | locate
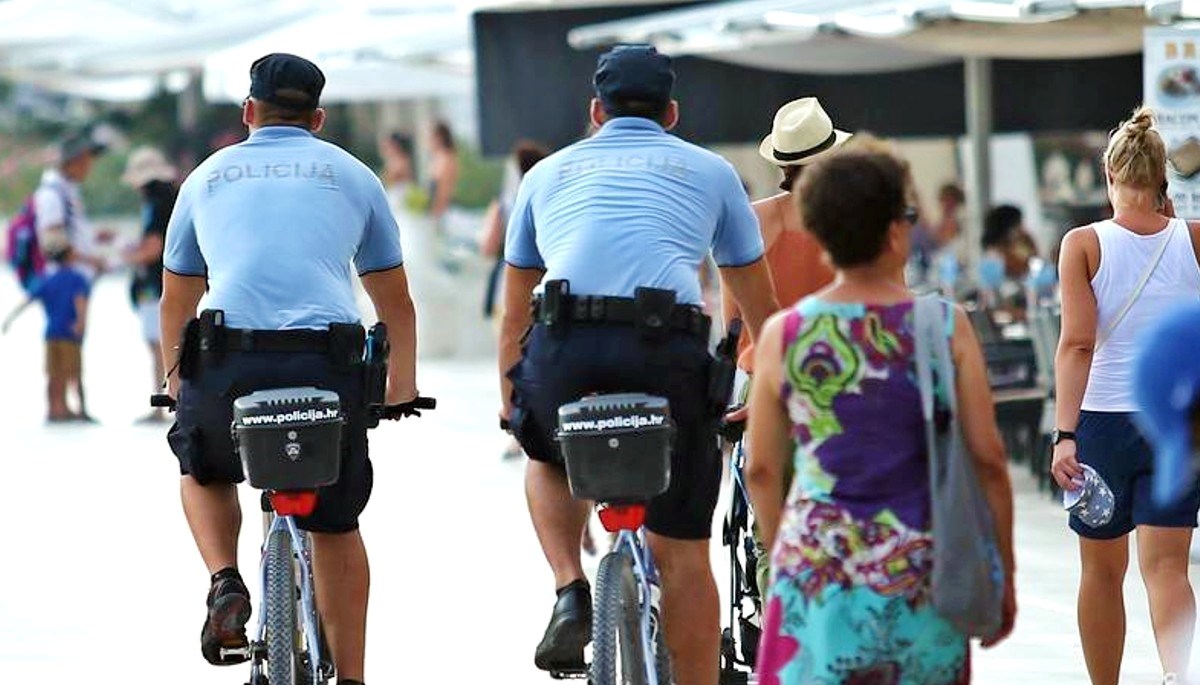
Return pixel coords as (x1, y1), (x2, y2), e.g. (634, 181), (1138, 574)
(201, 568), (252, 665)
(534, 579), (591, 673)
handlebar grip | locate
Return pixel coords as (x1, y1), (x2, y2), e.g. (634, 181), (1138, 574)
(379, 396), (437, 420)
(150, 393), (177, 411)
(410, 396), (437, 410)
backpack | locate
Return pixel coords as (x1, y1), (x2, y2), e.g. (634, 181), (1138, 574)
(6, 197), (45, 293)
(6, 182), (70, 294)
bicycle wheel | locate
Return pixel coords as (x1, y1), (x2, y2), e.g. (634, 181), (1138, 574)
(265, 526), (297, 685)
(652, 609), (671, 685)
(592, 551), (647, 685)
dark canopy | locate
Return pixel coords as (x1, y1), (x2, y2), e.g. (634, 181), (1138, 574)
(473, 4), (1141, 155)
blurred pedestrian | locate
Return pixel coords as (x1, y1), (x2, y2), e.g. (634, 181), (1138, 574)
(2, 243), (91, 423)
(979, 204), (1039, 319)
(34, 131), (110, 281)
(481, 140), (549, 320)
(746, 150), (1016, 684)
(384, 128), (454, 358)
(481, 140), (548, 460)
(121, 147), (179, 424)
(427, 120), (458, 224)
(379, 131), (417, 210)
(1052, 106), (1200, 685)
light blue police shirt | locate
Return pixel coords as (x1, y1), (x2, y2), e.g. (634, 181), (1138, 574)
(164, 126), (403, 330)
(504, 117), (764, 305)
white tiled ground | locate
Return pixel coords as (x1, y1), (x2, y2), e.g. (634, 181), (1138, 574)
(0, 273), (1193, 684)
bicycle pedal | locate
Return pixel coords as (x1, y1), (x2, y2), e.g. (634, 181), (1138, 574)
(549, 668), (589, 680)
(219, 645), (252, 659)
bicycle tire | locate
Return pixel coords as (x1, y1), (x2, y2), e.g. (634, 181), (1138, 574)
(653, 608), (671, 685)
(266, 526), (297, 685)
(592, 551), (647, 685)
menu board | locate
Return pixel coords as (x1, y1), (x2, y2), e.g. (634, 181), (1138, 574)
(1145, 26), (1200, 219)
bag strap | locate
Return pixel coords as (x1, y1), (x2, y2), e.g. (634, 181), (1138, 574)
(1096, 220), (1174, 351)
(914, 295), (940, 465)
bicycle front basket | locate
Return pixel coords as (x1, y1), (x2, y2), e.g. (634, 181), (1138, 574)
(556, 393), (673, 503)
(233, 387), (343, 491)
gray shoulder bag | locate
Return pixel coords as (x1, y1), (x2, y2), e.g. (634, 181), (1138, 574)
(914, 294), (1006, 639)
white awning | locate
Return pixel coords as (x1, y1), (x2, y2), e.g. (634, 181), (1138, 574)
(201, 6), (473, 103)
(0, 0), (474, 102)
(568, 1), (1189, 74)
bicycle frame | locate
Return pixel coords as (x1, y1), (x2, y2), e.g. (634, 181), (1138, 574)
(611, 525), (663, 685)
(248, 512), (324, 685)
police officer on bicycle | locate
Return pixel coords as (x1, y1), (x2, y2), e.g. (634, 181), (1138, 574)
(160, 54), (419, 685)
(498, 45), (779, 685)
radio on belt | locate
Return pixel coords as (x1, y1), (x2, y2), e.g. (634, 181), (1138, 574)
(556, 393), (674, 503)
(232, 386), (343, 491)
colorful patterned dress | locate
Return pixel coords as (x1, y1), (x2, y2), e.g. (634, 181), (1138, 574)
(756, 297), (968, 685)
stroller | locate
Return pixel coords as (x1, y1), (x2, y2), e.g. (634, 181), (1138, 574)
(719, 418), (762, 685)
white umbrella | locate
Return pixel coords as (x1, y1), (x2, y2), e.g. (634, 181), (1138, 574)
(202, 5), (473, 103)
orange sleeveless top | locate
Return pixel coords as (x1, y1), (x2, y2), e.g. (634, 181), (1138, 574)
(737, 229), (834, 367)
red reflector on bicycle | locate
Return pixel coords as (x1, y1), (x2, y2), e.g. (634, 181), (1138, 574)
(598, 504), (646, 532)
(269, 491), (318, 517)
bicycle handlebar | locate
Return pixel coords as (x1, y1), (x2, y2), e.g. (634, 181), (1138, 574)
(718, 404), (746, 443)
(148, 395), (438, 421)
(375, 396), (437, 421)
(150, 393), (177, 412)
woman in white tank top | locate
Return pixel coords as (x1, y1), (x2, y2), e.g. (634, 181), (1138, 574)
(1052, 107), (1200, 685)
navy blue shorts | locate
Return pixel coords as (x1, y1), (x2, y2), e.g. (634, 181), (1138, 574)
(1071, 410), (1200, 539)
(168, 351), (372, 534)
(508, 323), (720, 540)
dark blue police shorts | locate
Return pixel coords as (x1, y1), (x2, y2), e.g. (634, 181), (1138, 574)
(1072, 410), (1200, 540)
(168, 351), (372, 535)
(508, 322), (720, 540)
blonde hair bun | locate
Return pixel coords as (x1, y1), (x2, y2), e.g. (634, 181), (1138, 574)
(1125, 106), (1156, 136)
(1106, 105), (1166, 190)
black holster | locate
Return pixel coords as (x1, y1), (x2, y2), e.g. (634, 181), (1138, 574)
(634, 287), (676, 343)
(706, 319), (743, 417)
(328, 322), (366, 372)
(540, 279), (571, 337)
(196, 309), (226, 369)
(363, 322), (390, 416)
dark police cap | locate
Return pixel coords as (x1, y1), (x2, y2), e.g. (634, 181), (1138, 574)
(249, 53), (325, 110)
(593, 44), (675, 106)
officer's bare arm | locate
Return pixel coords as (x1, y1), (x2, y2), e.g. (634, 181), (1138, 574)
(361, 266), (419, 405)
(499, 265), (544, 417)
(718, 257), (779, 344)
(160, 270), (207, 398)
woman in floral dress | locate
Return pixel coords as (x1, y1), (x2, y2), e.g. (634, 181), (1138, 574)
(745, 150), (1017, 685)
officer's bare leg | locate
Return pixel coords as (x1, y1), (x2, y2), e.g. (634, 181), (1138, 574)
(648, 533), (719, 685)
(526, 460), (590, 587)
(311, 530), (369, 680)
(180, 476), (241, 573)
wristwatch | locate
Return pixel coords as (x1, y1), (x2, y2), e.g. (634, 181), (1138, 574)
(1052, 429), (1076, 445)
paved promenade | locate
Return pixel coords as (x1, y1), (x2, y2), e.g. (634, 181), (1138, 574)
(0, 274), (1191, 684)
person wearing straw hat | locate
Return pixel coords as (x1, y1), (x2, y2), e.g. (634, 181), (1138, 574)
(721, 96), (852, 607)
(722, 97), (850, 372)
(121, 146), (179, 423)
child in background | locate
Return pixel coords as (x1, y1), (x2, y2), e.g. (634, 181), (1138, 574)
(2, 245), (91, 422)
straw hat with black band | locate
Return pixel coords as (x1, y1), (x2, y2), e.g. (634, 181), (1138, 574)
(759, 97), (851, 167)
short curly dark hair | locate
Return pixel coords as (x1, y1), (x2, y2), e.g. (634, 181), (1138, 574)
(795, 150), (908, 268)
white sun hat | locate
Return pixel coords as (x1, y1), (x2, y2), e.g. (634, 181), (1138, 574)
(121, 147), (177, 188)
(758, 97), (851, 167)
